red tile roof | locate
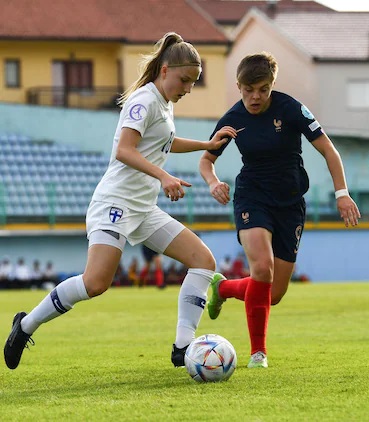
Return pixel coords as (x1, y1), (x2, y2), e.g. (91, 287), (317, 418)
(193, 0), (333, 23)
(273, 12), (369, 60)
(0, 0), (228, 43)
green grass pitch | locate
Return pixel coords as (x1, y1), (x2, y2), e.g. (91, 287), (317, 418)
(1, 282), (369, 421)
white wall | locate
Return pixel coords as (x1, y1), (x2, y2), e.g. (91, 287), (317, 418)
(316, 63), (369, 138)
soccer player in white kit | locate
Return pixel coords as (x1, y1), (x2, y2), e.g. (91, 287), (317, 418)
(4, 32), (239, 369)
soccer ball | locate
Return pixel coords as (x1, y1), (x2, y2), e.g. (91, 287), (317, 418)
(184, 334), (237, 382)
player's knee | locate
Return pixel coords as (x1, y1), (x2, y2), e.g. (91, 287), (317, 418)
(192, 249), (216, 271)
(83, 276), (110, 297)
(252, 261), (273, 283)
(201, 252), (216, 271)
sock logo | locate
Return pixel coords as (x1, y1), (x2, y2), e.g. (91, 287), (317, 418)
(50, 289), (68, 314)
(184, 295), (206, 309)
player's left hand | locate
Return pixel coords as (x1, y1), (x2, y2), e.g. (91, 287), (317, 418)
(207, 126), (238, 150)
(337, 196), (361, 227)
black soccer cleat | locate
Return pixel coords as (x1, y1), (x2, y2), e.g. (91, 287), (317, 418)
(171, 343), (189, 367)
(4, 312), (34, 370)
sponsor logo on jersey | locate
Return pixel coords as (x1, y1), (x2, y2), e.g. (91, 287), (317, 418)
(109, 207), (123, 223)
(301, 104), (314, 120)
(129, 104), (147, 121)
(184, 295), (206, 309)
(274, 119), (282, 132)
(241, 212), (250, 224)
(294, 225), (303, 254)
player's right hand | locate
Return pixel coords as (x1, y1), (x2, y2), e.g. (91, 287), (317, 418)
(210, 181), (230, 205)
(161, 174), (192, 201)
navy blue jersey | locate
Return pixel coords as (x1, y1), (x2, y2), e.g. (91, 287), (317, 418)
(209, 91), (324, 207)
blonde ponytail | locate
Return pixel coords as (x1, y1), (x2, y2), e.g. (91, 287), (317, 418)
(118, 32), (201, 105)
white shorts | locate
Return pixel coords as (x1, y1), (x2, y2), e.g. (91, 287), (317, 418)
(86, 200), (185, 252)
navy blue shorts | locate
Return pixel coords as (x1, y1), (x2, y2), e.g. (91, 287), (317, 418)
(233, 198), (306, 263)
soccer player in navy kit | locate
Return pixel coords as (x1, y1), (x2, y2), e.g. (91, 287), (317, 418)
(4, 32), (239, 370)
(200, 52), (360, 368)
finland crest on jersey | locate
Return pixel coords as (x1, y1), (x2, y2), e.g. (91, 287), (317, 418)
(110, 207), (123, 223)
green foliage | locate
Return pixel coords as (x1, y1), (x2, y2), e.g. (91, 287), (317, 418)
(1, 282), (369, 421)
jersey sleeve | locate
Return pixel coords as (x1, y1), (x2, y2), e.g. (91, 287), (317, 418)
(289, 100), (324, 142)
(121, 90), (154, 137)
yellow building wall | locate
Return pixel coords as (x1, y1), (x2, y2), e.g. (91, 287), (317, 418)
(120, 44), (229, 119)
(0, 41), (120, 104)
(0, 40), (228, 119)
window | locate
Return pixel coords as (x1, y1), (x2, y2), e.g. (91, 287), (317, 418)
(347, 80), (369, 109)
(4, 59), (20, 88)
(65, 61), (93, 90)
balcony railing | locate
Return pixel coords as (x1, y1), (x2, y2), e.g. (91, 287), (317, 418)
(26, 86), (123, 110)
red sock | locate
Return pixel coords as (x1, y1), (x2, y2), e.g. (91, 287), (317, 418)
(219, 277), (250, 301)
(245, 278), (271, 355)
(155, 268), (164, 287)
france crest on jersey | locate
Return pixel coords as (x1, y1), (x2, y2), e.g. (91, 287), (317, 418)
(109, 207), (123, 223)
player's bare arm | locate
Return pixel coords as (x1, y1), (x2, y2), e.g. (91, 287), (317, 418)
(199, 151), (230, 205)
(171, 126), (237, 153)
(116, 127), (191, 201)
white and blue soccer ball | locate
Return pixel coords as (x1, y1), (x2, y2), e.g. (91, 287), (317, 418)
(184, 334), (237, 382)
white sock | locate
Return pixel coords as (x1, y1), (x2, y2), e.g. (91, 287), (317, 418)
(21, 274), (90, 335)
(175, 268), (214, 348)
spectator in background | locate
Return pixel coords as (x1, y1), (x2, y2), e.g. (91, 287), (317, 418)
(127, 257), (140, 287)
(43, 261), (58, 285)
(30, 260), (43, 288)
(12, 258), (31, 287)
(165, 262), (182, 285)
(231, 252), (250, 279)
(200, 52), (360, 369)
(291, 265), (310, 283)
(112, 261), (127, 286)
(43, 261), (60, 290)
(218, 255), (233, 279)
(0, 256), (13, 280)
(0, 256), (13, 289)
(140, 244), (165, 288)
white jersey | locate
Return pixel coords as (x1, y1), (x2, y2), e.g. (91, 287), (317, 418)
(92, 82), (175, 212)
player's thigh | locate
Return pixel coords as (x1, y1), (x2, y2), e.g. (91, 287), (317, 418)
(272, 257), (295, 305)
(83, 231), (124, 295)
(163, 228), (215, 270)
(239, 227), (274, 280)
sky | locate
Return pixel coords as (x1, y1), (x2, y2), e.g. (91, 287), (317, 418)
(306, 0), (369, 11)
